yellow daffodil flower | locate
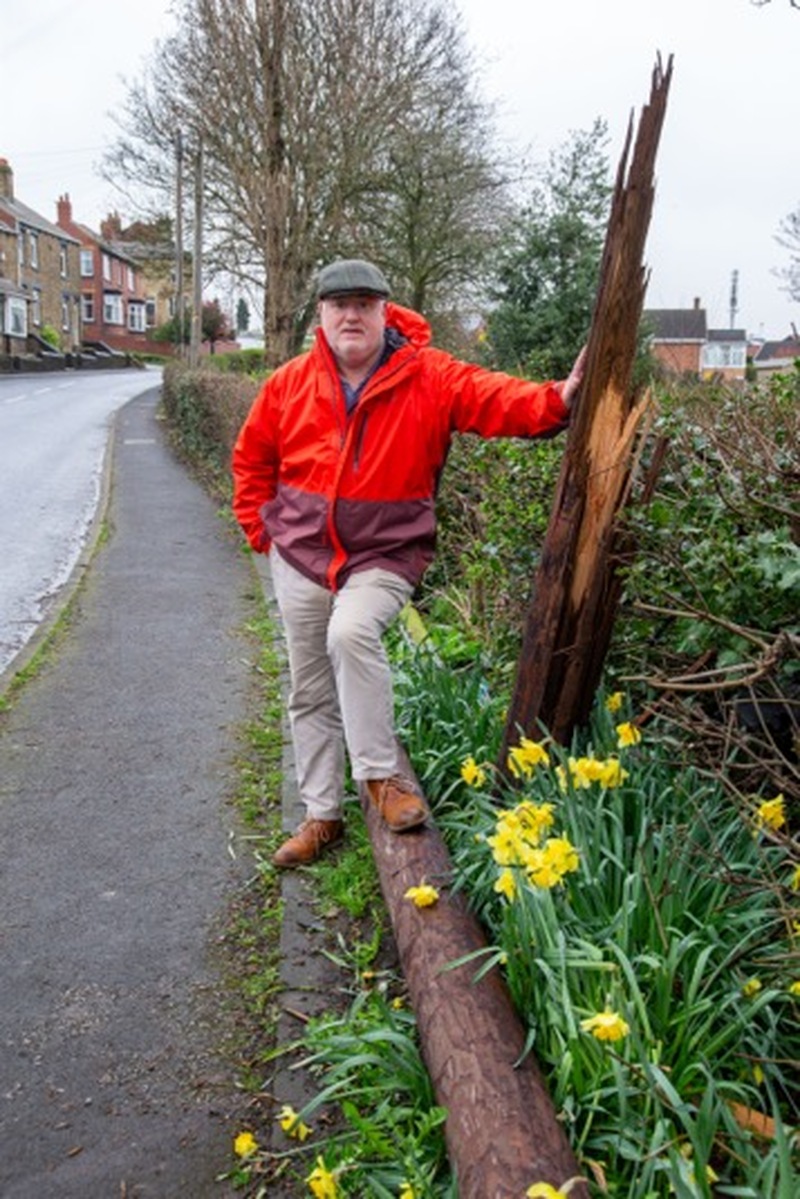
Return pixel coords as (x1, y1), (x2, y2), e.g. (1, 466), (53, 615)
(742, 977), (762, 998)
(755, 794), (786, 832)
(399, 1183), (417, 1199)
(616, 721), (642, 748)
(753, 1062), (765, 1086)
(307, 1156), (339, 1198)
(460, 756), (487, 788)
(597, 757), (629, 788)
(580, 1008), (630, 1042)
(494, 867), (517, 901)
(526, 1180), (582, 1198)
(278, 1103), (311, 1141)
(404, 883), (439, 908)
(605, 691), (625, 713)
(790, 864), (800, 891)
(233, 1130), (258, 1158)
(788, 980), (800, 996)
(507, 737), (550, 777)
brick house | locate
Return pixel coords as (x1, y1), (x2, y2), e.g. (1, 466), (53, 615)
(56, 194), (149, 355)
(643, 299), (748, 382)
(98, 211), (191, 349)
(0, 158), (82, 356)
(751, 334), (800, 376)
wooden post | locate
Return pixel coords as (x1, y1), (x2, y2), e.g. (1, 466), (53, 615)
(501, 55), (673, 760)
(361, 767), (589, 1199)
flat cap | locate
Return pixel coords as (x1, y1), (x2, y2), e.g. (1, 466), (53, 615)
(316, 258), (390, 299)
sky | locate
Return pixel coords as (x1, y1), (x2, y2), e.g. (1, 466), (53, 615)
(2, 0), (798, 340)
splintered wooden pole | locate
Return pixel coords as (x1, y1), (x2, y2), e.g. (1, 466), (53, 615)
(502, 55), (673, 758)
(360, 767), (589, 1199)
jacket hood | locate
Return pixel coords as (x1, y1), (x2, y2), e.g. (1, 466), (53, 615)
(385, 302), (432, 350)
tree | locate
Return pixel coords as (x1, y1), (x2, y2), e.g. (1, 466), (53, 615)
(482, 120), (612, 380)
(235, 297), (250, 335)
(776, 204), (800, 302)
(201, 298), (231, 352)
(103, 0), (505, 367)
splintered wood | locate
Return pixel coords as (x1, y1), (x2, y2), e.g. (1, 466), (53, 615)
(502, 55), (673, 757)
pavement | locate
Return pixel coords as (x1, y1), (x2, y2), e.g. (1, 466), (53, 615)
(0, 384), (340, 1197)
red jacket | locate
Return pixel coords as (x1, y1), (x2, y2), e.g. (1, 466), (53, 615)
(232, 302), (569, 591)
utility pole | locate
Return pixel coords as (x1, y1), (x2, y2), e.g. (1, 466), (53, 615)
(175, 132), (185, 358)
(189, 140), (203, 369)
(729, 269), (739, 328)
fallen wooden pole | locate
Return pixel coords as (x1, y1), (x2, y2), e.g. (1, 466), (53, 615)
(361, 765), (589, 1199)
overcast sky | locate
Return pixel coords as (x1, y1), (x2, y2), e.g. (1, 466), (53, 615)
(3, 0), (798, 339)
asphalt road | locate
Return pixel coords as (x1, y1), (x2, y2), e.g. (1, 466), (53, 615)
(0, 367), (166, 678)
(0, 385), (260, 1197)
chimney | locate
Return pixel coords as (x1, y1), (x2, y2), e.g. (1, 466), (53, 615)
(693, 297), (701, 310)
(57, 193), (72, 228)
(0, 158), (13, 201)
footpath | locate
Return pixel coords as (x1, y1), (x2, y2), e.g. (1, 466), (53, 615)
(0, 385), (325, 1197)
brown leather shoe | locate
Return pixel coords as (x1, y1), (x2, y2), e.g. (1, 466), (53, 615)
(272, 818), (344, 868)
(366, 776), (429, 832)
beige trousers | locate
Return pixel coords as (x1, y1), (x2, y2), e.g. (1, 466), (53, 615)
(268, 548), (413, 821)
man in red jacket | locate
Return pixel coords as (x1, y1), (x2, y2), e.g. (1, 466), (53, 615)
(233, 259), (585, 867)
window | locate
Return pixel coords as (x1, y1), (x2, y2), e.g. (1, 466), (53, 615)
(127, 301), (146, 332)
(80, 248), (93, 277)
(127, 265), (135, 291)
(702, 342), (746, 370)
(82, 294), (94, 322)
(103, 292), (123, 324)
(32, 288), (41, 326)
(28, 231), (38, 268)
(102, 253), (111, 281)
(62, 300), (69, 331)
(145, 298), (157, 327)
(17, 234), (24, 269)
(7, 297), (27, 337)
(59, 244), (68, 278)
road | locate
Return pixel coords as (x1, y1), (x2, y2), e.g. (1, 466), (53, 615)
(0, 367), (163, 679)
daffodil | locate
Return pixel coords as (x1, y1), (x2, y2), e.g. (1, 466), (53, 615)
(461, 756), (487, 788)
(616, 721), (642, 748)
(753, 1062), (765, 1086)
(580, 1008), (630, 1042)
(742, 977), (762, 998)
(233, 1130), (258, 1158)
(278, 1103), (311, 1141)
(597, 757), (629, 788)
(399, 1183), (417, 1199)
(526, 1184), (567, 1199)
(404, 883), (439, 908)
(605, 690), (625, 713)
(507, 736), (550, 777)
(307, 1156), (339, 1198)
(790, 863), (800, 891)
(788, 980), (800, 996)
(568, 755), (606, 788)
(755, 794), (786, 832)
(494, 867), (517, 901)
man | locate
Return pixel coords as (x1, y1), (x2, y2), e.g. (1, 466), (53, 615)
(232, 258), (585, 867)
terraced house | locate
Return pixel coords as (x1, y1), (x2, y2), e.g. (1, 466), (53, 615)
(0, 158), (82, 357)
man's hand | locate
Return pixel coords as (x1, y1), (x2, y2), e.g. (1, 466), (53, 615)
(560, 345), (587, 410)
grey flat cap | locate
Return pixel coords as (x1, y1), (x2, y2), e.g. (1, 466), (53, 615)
(316, 258), (391, 299)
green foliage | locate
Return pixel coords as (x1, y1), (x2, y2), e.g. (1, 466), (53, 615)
(393, 656), (800, 1196)
(40, 323), (60, 348)
(483, 120), (611, 378)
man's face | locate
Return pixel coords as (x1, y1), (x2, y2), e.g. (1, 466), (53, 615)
(319, 293), (387, 378)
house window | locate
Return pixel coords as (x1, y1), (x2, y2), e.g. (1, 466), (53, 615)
(145, 298), (157, 327)
(17, 234), (24, 269)
(28, 231), (39, 268)
(82, 294), (94, 322)
(102, 253), (111, 281)
(702, 342), (746, 370)
(127, 265), (135, 291)
(103, 292), (124, 324)
(59, 244), (68, 278)
(80, 248), (94, 277)
(32, 288), (42, 326)
(127, 301), (146, 332)
(6, 296), (27, 337)
(62, 299), (69, 331)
